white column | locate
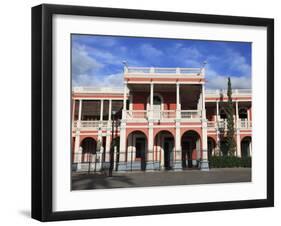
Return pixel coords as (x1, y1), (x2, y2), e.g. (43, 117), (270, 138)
(104, 99), (112, 167)
(73, 99), (82, 171)
(113, 146), (117, 171)
(105, 132), (111, 162)
(98, 99), (103, 150)
(147, 125), (154, 170)
(201, 84), (209, 170)
(147, 82), (154, 171)
(235, 101), (239, 128)
(74, 132), (82, 170)
(216, 101), (220, 121)
(195, 138), (200, 166)
(247, 108), (250, 128)
(249, 141), (252, 157)
(215, 100), (221, 155)
(122, 82), (127, 119)
(202, 85), (206, 118)
(72, 100), (75, 121)
(127, 134), (133, 170)
(176, 83), (180, 109)
(176, 83), (181, 119)
(100, 99), (104, 121)
(108, 99), (112, 121)
(78, 99), (82, 126)
(236, 132), (241, 157)
(235, 101), (241, 157)
(119, 83), (128, 171)
(174, 125), (182, 170)
(119, 126), (127, 170)
(129, 94), (133, 110)
(150, 83), (154, 119)
(174, 83), (182, 170)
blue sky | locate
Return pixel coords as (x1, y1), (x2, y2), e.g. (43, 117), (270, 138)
(72, 34), (251, 89)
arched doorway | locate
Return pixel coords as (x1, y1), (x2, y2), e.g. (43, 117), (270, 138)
(153, 95), (162, 119)
(154, 131), (174, 170)
(181, 130), (201, 169)
(127, 131), (147, 171)
(81, 137), (97, 162)
(241, 136), (252, 157)
(208, 137), (216, 158)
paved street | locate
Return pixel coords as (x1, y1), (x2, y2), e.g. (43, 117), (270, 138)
(71, 168), (251, 190)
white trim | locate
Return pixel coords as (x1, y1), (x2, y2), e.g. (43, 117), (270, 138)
(73, 97), (124, 100)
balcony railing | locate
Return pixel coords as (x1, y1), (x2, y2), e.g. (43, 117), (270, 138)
(73, 120), (109, 129)
(125, 67), (203, 75)
(181, 110), (201, 119)
(126, 110), (148, 119)
(207, 119), (252, 129)
(125, 110), (201, 120)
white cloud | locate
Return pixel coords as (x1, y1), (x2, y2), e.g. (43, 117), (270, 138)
(171, 46), (203, 67)
(222, 48), (251, 76)
(72, 44), (103, 76)
(206, 66), (251, 89)
(73, 73), (123, 89)
(206, 74), (251, 89)
(140, 44), (163, 57)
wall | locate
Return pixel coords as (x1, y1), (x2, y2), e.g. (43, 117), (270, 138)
(0, 0), (279, 226)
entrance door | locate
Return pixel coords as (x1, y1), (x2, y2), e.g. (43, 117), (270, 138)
(182, 141), (191, 168)
(153, 96), (162, 119)
(136, 138), (146, 170)
(164, 138), (173, 170)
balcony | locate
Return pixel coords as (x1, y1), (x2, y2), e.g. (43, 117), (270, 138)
(207, 119), (252, 130)
(125, 110), (201, 121)
(73, 120), (109, 130)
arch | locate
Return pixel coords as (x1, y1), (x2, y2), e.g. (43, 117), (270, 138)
(146, 93), (164, 112)
(181, 130), (201, 168)
(127, 130), (147, 171)
(154, 127), (175, 138)
(126, 128), (148, 138)
(154, 130), (175, 170)
(241, 136), (252, 157)
(80, 137), (97, 162)
(207, 137), (216, 157)
(181, 127), (202, 137)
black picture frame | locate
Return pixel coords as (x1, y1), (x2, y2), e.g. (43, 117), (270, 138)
(31, 3), (274, 222)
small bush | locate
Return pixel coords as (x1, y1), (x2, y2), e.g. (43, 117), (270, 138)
(209, 156), (251, 168)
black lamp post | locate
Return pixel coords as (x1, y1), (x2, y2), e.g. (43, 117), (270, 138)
(108, 110), (116, 177)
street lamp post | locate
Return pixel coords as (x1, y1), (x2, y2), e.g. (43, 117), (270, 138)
(108, 110), (116, 177)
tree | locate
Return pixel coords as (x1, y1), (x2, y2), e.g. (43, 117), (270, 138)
(225, 77), (236, 156)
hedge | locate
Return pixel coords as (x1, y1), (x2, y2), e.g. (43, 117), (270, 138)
(209, 156), (251, 168)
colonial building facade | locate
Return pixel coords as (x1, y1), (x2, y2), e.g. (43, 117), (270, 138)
(72, 66), (252, 172)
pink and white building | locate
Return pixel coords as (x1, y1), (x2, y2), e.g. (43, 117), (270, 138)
(72, 66), (252, 172)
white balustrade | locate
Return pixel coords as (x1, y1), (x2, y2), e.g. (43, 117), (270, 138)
(125, 67), (202, 75)
(206, 119), (252, 129)
(73, 120), (109, 128)
(126, 110), (148, 119)
(181, 110), (201, 119)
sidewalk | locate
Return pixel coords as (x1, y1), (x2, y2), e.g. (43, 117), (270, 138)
(71, 168), (251, 190)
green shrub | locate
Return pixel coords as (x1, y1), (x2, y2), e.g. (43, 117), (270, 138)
(209, 156), (251, 168)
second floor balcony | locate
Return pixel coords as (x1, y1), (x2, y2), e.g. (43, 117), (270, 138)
(125, 109), (202, 121)
(207, 119), (252, 130)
